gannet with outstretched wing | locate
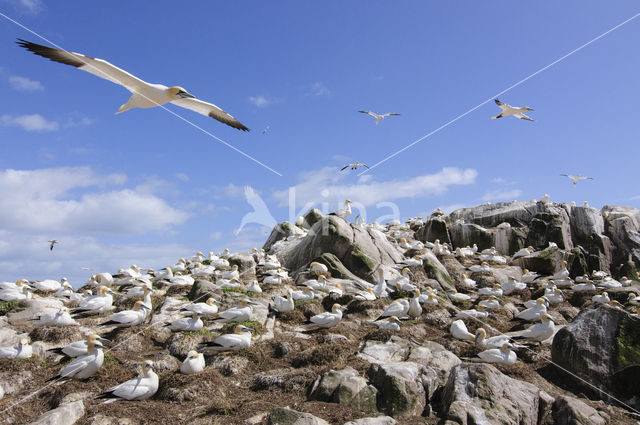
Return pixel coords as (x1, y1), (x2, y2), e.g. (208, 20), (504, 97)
(358, 110), (400, 125)
(17, 39), (248, 131)
(561, 174), (593, 185)
(492, 99), (534, 121)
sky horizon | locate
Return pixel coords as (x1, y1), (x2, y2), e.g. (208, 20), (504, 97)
(1, 1), (639, 285)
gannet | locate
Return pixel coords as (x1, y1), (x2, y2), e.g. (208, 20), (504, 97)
(458, 273), (477, 289)
(292, 286), (315, 301)
(572, 280), (596, 292)
(513, 246), (534, 259)
(18, 40), (248, 130)
(332, 199), (352, 219)
(375, 316), (401, 331)
(543, 288), (564, 304)
(221, 265), (240, 280)
(298, 276), (327, 291)
(469, 262), (492, 273)
(35, 307), (78, 326)
(420, 292), (439, 306)
(155, 267), (174, 280)
(455, 305), (489, 319)
(98, 360), (159, 402)
(218, 277), (241, 289)
(474, 328), (510, 349)
(450, 320), (475, 341)
(402, 255), (423, 267)
(303, 303), (346, 330)
(502, 277), (527, 295)
(521, 269), (539, 283)
(262, 125), (270, 135)
(515, 298), (547, 321)
(340, 162), (370, 171)
(329, 283), (343, 297)
(102, 300), (150, 327)
(376, 299), (410, 320)
(620, 277), (632, 287)
(478, 296), (500, 310)
(199, 325), (254, 352)
(390, 268), (414, 291)
(591, 292), (610, 303)
(33, 278), (63, 292)
(561, 174), (593, 185)
(0, 278), (29, 291)
(54, 336), (104, 380)
(167, 274), (195, 287)
(552, 261), (570, 280)
(358, 110), (400, 125)
(478, 284), (503, 297)
(0, 284), (32, 301)
(591, 270), (607, 280)
(73, 286), (115, 316)
(0, 337), (32, 359)
(213, 299), (256, 323)
(477, 342), (517, 365)
(48, 334), (109, 358)
(181, 297), (219, 316)
(355, 288), (377, 301)
(511, 314), (555, 343)
(597, 277), (621, 289)
(166, 312), (203, 331)
(309, 262), (329, 276)
(48, 239), (59, 250)
(272, 289), (295, 313)
(407, 290), (422, 318)
(627, 293), (640, 305)
(247, 280), (262, 293)
(491, 99), (534, 121)
(180, 350), (205, 374)
(448, 289), (471, 301)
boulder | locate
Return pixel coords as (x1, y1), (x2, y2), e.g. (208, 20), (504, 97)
(512, 245), (568, 276)
(358, 338), (411, 365)
(602, 205), (640, 266)
(27, 401), (84, 425)
(367, 361), (427, 418)
(187, 279), (220, 303)
(263, 222), (302, 252)
(228, 252), (256, 273)
(421, 251), (455, 291)
(415, 218), (452, 246)
(551, 395), (607, 425)
(440, 363), (542, 425)
(310, 367), (378, 413)
(284, 216), (403, 282)
(551, 304), (640, 410)
(343, 417), (396, 425)
(406, 341), (461, 391)
(268, 408), (330, 425)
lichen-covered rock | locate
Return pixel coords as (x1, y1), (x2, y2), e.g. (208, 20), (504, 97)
(358, 338), (411, 365)
(551, 395), (607, 425)
(187, 279), (220, 303)
(512, 245), (568, 276)
(415, 217), (452, 246)
(284, 216), (403, 282)
(551, 304), (640, 410)
(263, 222), (303, 251)
(406, 340), (461, 393)
(343, 417), (396, 425)
(440, 363), (542, 425)
(421, 251), (455, 291)
(268, 407), (330, 425)
(310, 367), (378, 413)
(228, 252), (256, 273)
(367, 361), (427, 418)
(27, 401), (84, 425)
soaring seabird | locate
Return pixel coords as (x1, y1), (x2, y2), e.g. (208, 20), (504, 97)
(358, 110), (400, 125)
(561, 174), (593, 185)
(491, 99), (534, 121)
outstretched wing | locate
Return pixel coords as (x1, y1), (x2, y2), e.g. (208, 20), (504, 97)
(17, 39), (147, 92)
(171, 98), (249, 131)
(244, 186), (270, 211)
(340, 165), (350, 171)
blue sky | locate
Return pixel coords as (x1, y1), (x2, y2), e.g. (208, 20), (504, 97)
(1, 1), (639, 284)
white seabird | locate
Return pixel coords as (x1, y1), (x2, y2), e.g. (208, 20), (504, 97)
(358, 110), (400, 125)
(515, 297), (548, 321)
(332, 199), (352, 219)
(98, 360), (158, 403)
(17, 40), (249, 130)
(450, 320), (474, 341)
(213, 299), (257, 323)
(474, 328), (510, 349)
(48, 239), (59, 250)
(271, 288), (295, 313)
(166, 312), (203, 332)
(561, 174), (593, 185)
(182, 297), (219, 316)
(510, 314), (555, 343)
(303, 303), (346, 330)
(53, 337), (105, 380)
(48, 334), (109, 358)
(35, 307), (78, 326)
(102, 300), (150, 327)
(0, 337), (32, 359)
(477, 342), (517, 365)
(376, 299), (410, 320)
(73, 285), (115, 316)
(491, 99), (534, 121)
(180, 350), (205, 374)
(341, 162), (370, 171)
(199, 325), (254, 352)
(374, 316), (401, 331)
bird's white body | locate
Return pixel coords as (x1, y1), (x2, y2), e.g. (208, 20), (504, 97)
(103, 362), (159, 401)
(516, 301), (547, 321)
(450, 320), (475, 341)
(58, 344), (104, 380)
(492, 99), (534, 121)
(0, 340), (32, 359)
(36, 308), (78, 326)
(200, 326), (254, 352)
(168, 315), (203, 331)
(272, 289), (295, 313)
(477, 344), (517, 365)
(180, 352), (205, 374)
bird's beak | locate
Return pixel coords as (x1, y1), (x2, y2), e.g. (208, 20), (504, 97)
(108, 290), (118, 296)
(178, 91), (195, 99)
(98, 337), (110, 343)
(94, 344), (105, 349)
(141, 304), (151, 310)
(247, 301), (258, 305)
(244, 328), (256, 332)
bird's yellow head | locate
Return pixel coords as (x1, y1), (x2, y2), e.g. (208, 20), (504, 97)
(168, 86), (195, 99)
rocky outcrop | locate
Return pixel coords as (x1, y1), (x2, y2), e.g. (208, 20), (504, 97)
(551, 304), (640, 410)
(263, 222), (303, 251)
(283, 216), (404, 282)
(602, 205), (640, 267)
(26, 401), (85, 425)
(552, 395), (607, 425)
(440, 363), (543, 425)
(267, 408), (329, 425)
(309, 367), (378, 413)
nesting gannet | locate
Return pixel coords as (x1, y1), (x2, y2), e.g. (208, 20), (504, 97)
(552, 261), (570, 280)
(0, 278), (29, 291)
(340, 162), (370, 171)
(181, 297), (219, 316)
(477, 342), (517, 365)
(180, 350), (205, 374)
(572, 280), (596, 292)
(478, 284), (503, 297)
(48, 239), (59, 250)
(0, 284), (32, 301)
(167, 274), (195, 287)
(458, 273), (477, 289)
(18, 40), (248, 130)
(372, 269), (388, 297)
(521, 269), (539, 283)
(478, 296), (500, 310)
(407, 290), (422, 318)
(303, 303), (346, 330)
(309, 262), (329, 276)
(53, 336), (105, 380)
(511, 314), (556, 343)
(390, 268), (414, 292)
(102, 300), (150, 327)
(376, 299), (410, 320)
(358, 110), (400, 125)
(332, 199), (352, 219)
(35, 307), (78, 326)
(375, 316), (401, 331)
(513, 246), (534, 259)
(450, 320), (475, 341)
(0, 337), (32, 359)
(166, 312), (203, 331)
(355, 287), (377, 301)
(329, 283), (343, 297)
(298, 276), (328, 291)
(620, 277), (632, 287)
(627, 293), (640, 305)
(502, 277), (527, 295)
(448, 289), (472, 301)
(561, 174), (593, 185)
(474, 328), (510, 349)
(515, 298), (548, 321)
(34, 278), (63, 292)
(544, 288), (564, 304)
(469, 262), (492, 273)
(271, 289), (295, 313)
(246, 280), (262, 293)
(455, 304), (489, 319)
(292, 286), (315, 301)
(221, 265), (240, 280)
(402, 255), (423, 267)
(491, 99), (534, 121)
(73, 286), (115, 316)
(199, 325), (254, 352)
(48, 334), (109, 358)
(98, 360), (158, 402)
(213, 299), (256, 323)
(591, 292), (610, 303)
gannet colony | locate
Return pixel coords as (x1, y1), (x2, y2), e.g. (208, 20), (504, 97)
(2, 199), (640, 424)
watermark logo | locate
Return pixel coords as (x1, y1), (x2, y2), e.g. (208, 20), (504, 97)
(234, 186), (277, 235)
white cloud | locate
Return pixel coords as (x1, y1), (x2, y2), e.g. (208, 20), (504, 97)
(19, 0), (42, 12)
(1, 114), (59, 132)
(0, 167), (187, 235)
(211, 183), (245, 199)
(175, 173), (190, 182)
(481, 189), (523, 202)
(8, 75), (43, 91)
(209, 231), (223, 240)
(274, 166), (477, 208)
(248, 96), (271, 107)
(308, 82), (330, 97)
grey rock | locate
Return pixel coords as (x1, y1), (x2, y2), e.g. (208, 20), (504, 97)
(551, 395), (606, 425)
(343, 416), (396, 425)
(268, 407), (330, 425)
(406, 340), (461, 390)
(415, 217), (452, 246)
(228, 252), (256, 273)
(187, 279), (220, 303)
(210, 355), (249, 376)
(27, 401), (84, 425)
(602, 205), (640, 266)
(263, 222), (303, 252)
(310, 367), (378, 413)
(440, 363), (542, 425)
(367, 361), (426, 418)
(421, 250), (455, 291)
(551, 303), (640, 410)
(89, 415), (136, 425)
(284, 216), (404, 282)
(512, 245), (568, 276)
(358, 337), (411, 365)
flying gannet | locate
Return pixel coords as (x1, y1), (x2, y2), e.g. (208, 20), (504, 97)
(561, 174), (593, 185)
(492, 99), (534, 121)
(358, 110), (400, 125)
(48, 239), (58, 251)
(340, 162), (370, 171)
(17, 39), (249, 131)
